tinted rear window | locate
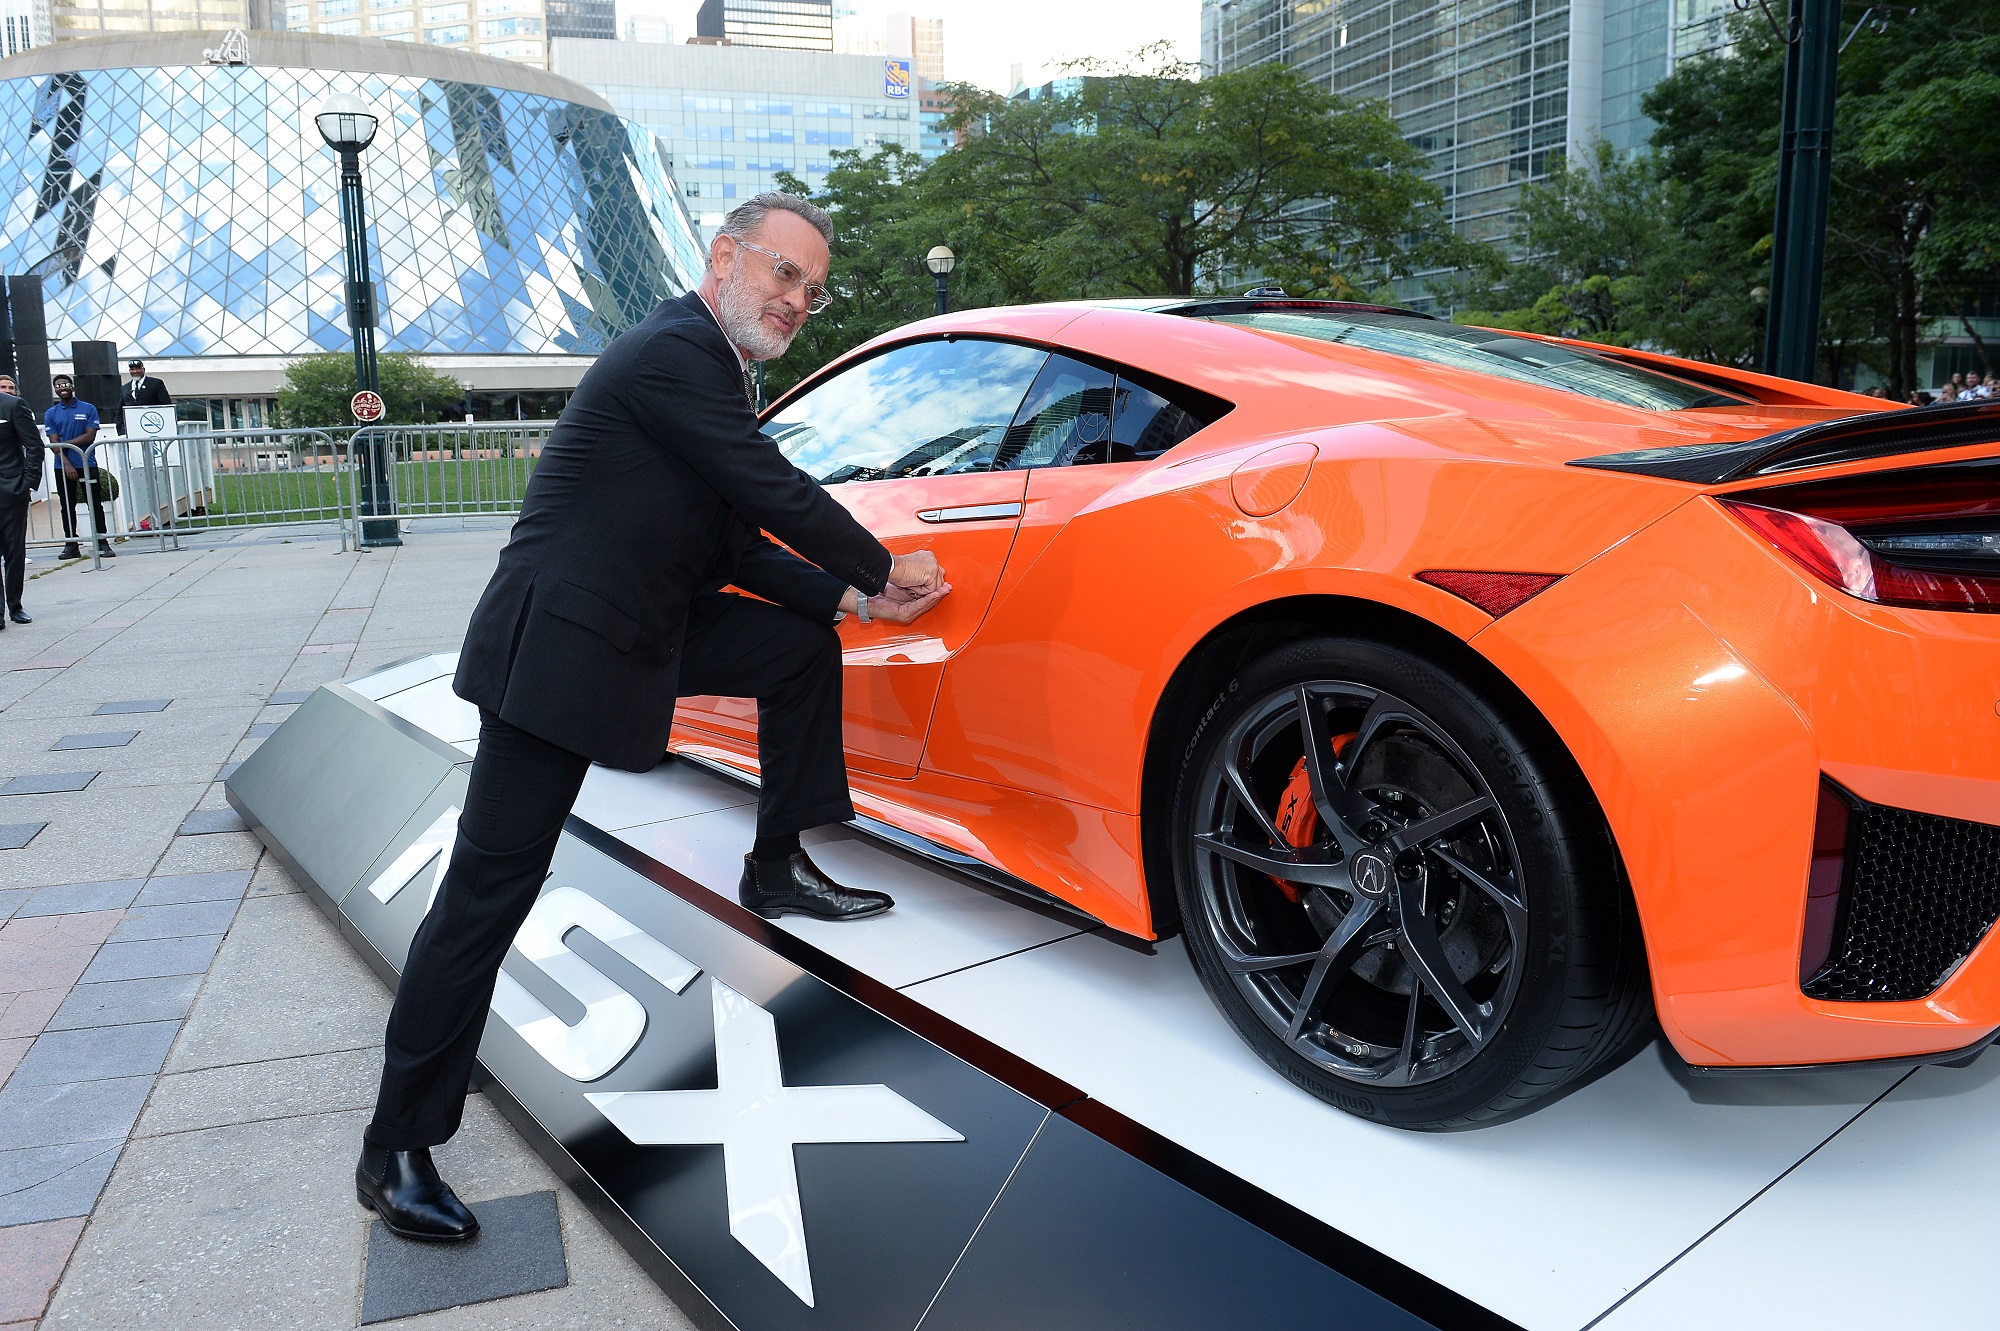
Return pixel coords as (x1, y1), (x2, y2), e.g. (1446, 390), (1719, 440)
(1205, 310), (1747, 411)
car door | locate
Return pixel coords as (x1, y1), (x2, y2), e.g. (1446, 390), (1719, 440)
(674, 337), (1050, 777)
(924, 353), (1217, 788)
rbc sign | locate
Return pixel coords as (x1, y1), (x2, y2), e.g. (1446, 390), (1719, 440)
(884, 58), (911, 99)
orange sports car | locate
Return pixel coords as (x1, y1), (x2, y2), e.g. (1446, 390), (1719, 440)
(667, 297), (2000, 1130)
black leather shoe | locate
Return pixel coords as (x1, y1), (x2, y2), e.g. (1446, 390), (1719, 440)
(356, 1143), (479, 1242)
(738, 852), (892, 921)
(7, 608), (26, 624)
(97, 543), (115, 558)
(59, 544), (81, 561)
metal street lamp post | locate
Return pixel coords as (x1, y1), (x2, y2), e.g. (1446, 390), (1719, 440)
(1762, 0), (1841, 384)
(315, 93), (398, 547)
(925, 245), (956, 317)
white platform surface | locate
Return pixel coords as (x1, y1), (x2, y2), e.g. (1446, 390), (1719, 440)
(357, 655), (1993, 1331)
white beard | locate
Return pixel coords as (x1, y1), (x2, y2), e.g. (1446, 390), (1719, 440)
(716, 268), (797, 360)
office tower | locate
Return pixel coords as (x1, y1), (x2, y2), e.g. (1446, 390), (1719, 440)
(695, 0), (831, 51)
(621, 13), (670, 42)
(0, 0), (47, 54)
(269, 0), (553, 68)
(51, 0), (253, 35)
(545, 0), (609, 38)
(553, 37), (919, 233)
(909, 14), (941, 83)
(1203, 0), (1737, 293)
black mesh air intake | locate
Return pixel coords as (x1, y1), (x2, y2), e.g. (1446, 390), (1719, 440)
(1804, 802), (2000, 1002)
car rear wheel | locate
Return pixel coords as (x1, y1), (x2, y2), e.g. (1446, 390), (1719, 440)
(1170, 634), (1650, 1129)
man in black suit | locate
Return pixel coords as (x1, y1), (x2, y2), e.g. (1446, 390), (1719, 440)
(0, 374), (43, 627)
(356, 194), (952, 1243)
(119, 360), (172, 417)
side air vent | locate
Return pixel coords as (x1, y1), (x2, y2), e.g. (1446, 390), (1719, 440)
(1803, 795), (2000, 1003)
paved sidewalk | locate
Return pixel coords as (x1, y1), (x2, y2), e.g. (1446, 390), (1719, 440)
(0, 529), (693, 1329)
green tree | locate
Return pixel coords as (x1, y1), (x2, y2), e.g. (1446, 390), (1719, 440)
(924, 46), (1473, 304)
(276, 351), (466, 428)
(1643, 3), (2000, 393)
(767, 143), (949, 397)
(1451, 144), (1759, 363)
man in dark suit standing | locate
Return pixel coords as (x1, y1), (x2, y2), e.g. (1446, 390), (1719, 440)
(355, 194), (951, 1243)
(0, 374), (43, 627)
(119, 360), (172, 419)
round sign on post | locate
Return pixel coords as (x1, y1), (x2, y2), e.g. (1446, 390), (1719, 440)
(350, 390), (385, 422)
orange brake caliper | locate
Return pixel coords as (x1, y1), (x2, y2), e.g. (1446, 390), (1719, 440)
(1267, 733), (1358, 903)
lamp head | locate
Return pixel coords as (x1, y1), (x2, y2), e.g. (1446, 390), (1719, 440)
(316, 93), (379, 153)
(924, 245), (957, 276)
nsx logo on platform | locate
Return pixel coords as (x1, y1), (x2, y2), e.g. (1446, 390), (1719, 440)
(364, 821), (965, 1306)
(590, 982), (964, 1306)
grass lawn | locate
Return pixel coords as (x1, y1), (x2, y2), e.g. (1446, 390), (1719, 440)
(195, 456), (537, 526)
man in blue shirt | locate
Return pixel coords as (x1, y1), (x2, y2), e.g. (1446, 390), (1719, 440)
(44, 374), (111, 559)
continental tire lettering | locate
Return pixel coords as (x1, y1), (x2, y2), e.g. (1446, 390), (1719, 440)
(490, 886), (702, 1082)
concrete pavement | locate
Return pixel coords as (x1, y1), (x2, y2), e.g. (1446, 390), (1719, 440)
(0, 527), (695, 1329)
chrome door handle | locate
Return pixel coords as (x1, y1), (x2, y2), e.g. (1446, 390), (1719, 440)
(916, 503), (1023, 523)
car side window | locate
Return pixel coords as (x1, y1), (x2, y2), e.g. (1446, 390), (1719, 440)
(994, 354), (1219, 470)
(765, 338), (1049, 484)
(1111, 379), (1206, 461)
(994, 355), (1117, 470)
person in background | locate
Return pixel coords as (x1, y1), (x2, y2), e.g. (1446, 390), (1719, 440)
(1970, 371), (1993, 399)
(44, 375), (111, 560)
(119, 359), (172, 423)
(0, 373), (42, 625)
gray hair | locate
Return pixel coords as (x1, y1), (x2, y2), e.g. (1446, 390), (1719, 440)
(716, 192), (833, 252)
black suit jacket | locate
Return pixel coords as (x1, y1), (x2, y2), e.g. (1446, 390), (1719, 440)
(0, 394), (45, 507)
(454, 291), (893, 771)
(120, 377), (172, 408)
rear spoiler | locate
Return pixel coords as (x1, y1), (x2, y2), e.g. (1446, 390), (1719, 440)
(1569, 400), (2000, 484)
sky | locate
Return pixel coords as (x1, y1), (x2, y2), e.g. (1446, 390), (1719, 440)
(618, 1), (1201, 94)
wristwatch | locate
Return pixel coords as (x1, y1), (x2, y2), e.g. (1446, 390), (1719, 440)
(854, 589), (873, 625)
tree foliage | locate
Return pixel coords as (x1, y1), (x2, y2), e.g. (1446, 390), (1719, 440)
(927, 46), (1469, 302)
(1462, 4), (2000, 393)
(771, 45), (1479, 390)
(767, 144), (946, 397)
(276, 351), (468, 428)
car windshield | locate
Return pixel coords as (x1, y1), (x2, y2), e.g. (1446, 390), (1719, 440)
(1205, 310), (1748, 411)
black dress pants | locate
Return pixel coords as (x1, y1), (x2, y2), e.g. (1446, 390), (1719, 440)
(0, 501), (26, 612)
(368, 592), (849, 1149)
(56, 468), (109, 544)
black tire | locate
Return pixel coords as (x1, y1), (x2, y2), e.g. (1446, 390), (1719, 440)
(1169, 634), (1650, 1130)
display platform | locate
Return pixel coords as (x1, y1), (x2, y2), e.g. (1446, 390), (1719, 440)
(228, 654), (2000, 1331)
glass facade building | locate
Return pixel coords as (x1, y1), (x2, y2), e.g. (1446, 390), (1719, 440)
(0, 32), (704, 401)
(553, 38), (918, 230)
(541, 0), (606, 39)
(695, 0), (831, 52)
(1203, 0), (1730, 296)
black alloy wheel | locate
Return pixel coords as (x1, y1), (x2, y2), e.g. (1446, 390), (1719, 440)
(1171, 635), (1651, 1129)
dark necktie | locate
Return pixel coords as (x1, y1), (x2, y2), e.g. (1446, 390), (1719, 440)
(742, 365), (755, 408)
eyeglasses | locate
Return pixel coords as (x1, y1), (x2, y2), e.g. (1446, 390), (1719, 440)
(734, 240), (833, 314)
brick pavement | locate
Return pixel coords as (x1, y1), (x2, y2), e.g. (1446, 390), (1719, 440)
(0, 527), (691, 1329)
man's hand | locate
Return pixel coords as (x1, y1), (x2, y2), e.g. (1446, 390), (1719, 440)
(838, 577), (953, 627)
(888, 550), (943, 597)
(868, 581), (951, 626)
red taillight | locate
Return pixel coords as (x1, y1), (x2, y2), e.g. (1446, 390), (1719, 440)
(1720, 457), (2000, 614)
(1800, 779), (1857, 986)
(1415, 570), (1564, 617)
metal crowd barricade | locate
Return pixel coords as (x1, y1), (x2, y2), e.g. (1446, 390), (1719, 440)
(23, 421), (549, 559)
(372, 422), (552, 521)
(41, 427), (364, 553)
